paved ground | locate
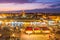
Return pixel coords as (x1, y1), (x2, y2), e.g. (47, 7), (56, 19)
(20, 31), (60, 40)
(20, 32), (51, 40)
(55, 34), (60, 40)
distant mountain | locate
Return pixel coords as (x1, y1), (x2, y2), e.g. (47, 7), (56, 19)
(25, 8), (60, 13)
(0, 8), (60, 13)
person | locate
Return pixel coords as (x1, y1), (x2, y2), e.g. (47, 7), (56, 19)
(49, 33), (55, 40)
(54, 37), (59, 40)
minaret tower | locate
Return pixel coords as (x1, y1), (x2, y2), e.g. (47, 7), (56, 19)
(22, 10), (26, 18)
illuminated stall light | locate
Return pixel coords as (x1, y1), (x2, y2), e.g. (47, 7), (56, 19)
(55, 17), (60, 21)
(11, 22), (24, 27)
(58, 21), (60, 26)
(31, 22), (41, 27)
(11, 33), (15, 37)
(0, 16), (6, 18)
(10, 20), (14, 22)
(0, 21), (2, 23)
(36, 22), (41, 26)
(39, 22), (47, 27)
(31, 22), (37, 27)
(5, 22), (9, 25)
(30, 22), (33, 26)
(48, 16), (57, 19)
(48, 20), (57, 26)
(25, 22), (41, 27)
(14, 21), (17, 26)
(41, 22), (46, 24)
(59, 21), (60, 23)
(0, 16), (3, 18)
(23, 22), (31, 27)
(17, 22), (23, 27)
(0, 21), (2, 24)
(11, 22), (15, 27)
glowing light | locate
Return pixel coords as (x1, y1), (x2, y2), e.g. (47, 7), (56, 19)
(0, 34), (2, 37)
(12, 33), (15, 37)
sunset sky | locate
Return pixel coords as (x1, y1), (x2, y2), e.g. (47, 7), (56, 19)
(0, 0), (60, 13)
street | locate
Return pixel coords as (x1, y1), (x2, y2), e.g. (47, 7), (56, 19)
(55, 34), (60, 40)
(20, 33), (49, 40)
(20, 33), (60, 40)
(20, 29), (60, 40)
(20, 30), (52, 40)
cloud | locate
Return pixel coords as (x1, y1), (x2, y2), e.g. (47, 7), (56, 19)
(50, 3), (60, 7)
(49, 2), (60, 9)
(33, 0), (60, 2)
(0, 0), (29, 3)
(0, 2), (60, 12)
(0, 3), (51, 11)
(0, 0), (60, 3)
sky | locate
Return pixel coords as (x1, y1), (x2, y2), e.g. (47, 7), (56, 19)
(0, 0), (60, 13)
